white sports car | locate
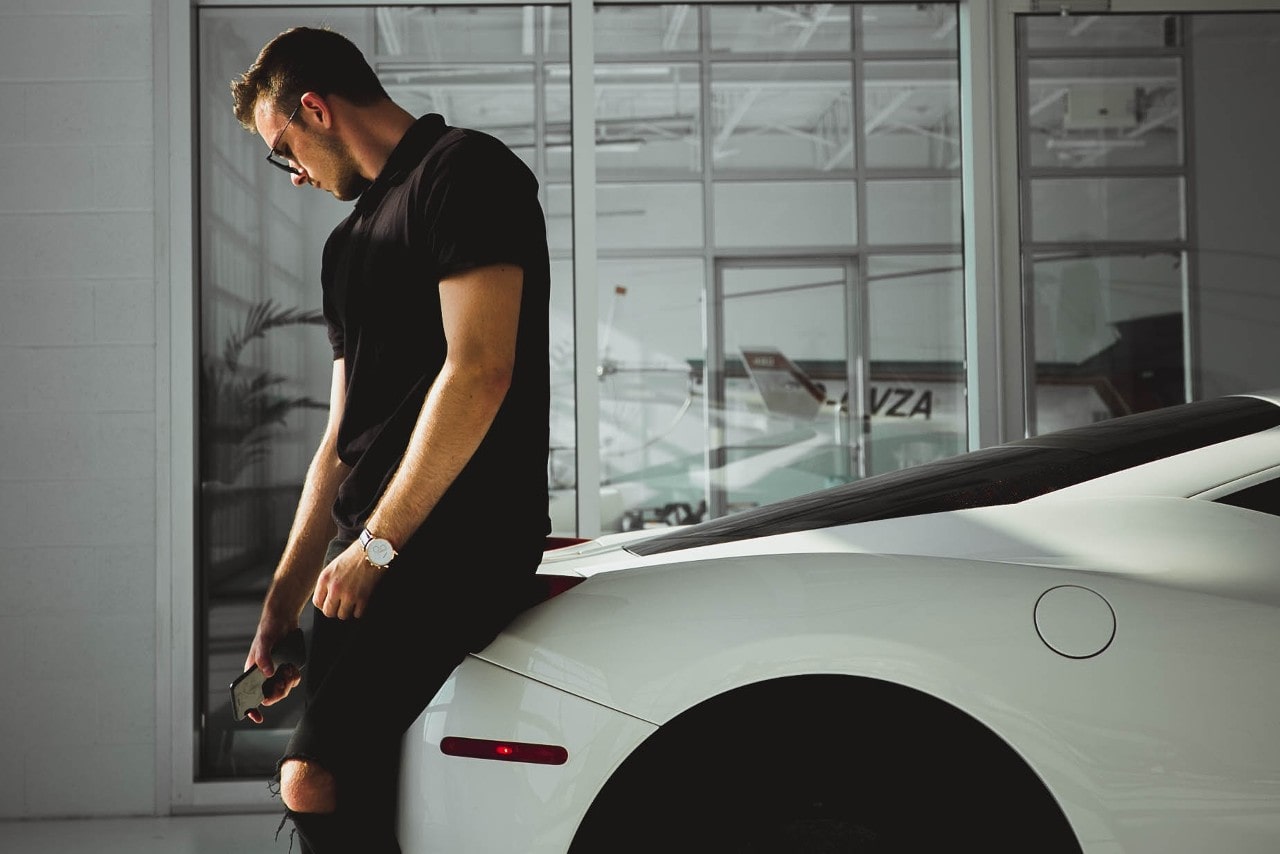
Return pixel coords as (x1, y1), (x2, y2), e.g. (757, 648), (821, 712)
(399, 392), (1280, 853)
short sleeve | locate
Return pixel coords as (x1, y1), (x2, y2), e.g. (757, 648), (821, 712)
(426, 134), (544, 279)
(320, 222), (347, 359)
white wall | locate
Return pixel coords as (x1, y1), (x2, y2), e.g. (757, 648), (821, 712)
(0, 0), (159, 818)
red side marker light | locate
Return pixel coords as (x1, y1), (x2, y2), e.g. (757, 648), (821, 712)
(441, 736), (569, 766)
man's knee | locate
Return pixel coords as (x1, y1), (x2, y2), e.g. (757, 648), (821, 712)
(280, 758), (337, 814)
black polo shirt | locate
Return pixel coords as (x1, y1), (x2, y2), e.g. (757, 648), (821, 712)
(321, 114), (550, 552)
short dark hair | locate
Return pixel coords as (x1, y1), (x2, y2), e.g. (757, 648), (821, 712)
(231, 26), (388, 131)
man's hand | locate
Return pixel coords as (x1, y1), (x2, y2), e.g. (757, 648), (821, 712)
(312, 541), (385, 620)
(243, 616), (302, 725)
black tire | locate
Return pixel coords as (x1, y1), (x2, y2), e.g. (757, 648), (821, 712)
(570, 677), (1081, 854)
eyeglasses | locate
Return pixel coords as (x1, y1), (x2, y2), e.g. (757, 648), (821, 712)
(266, 103), (303, 176)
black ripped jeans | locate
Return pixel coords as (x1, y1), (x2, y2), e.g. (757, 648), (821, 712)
(278, 536), (541, 854)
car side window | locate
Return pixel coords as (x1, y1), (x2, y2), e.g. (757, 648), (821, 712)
(1216, 477), (1280, 518)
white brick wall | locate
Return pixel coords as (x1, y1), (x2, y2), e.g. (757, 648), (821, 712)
(0, 1), (158, 819)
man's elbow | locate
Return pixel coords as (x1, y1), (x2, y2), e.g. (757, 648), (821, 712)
(483, 362), (514, 402)
(458, 357), (514, 406)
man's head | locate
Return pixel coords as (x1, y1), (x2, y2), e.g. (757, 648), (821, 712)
(232, 27), (389, 200)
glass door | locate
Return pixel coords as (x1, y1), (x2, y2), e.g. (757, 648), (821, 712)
(709, 258), (866, 517)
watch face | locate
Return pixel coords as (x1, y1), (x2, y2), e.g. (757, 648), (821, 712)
(366, 538), (395, 566)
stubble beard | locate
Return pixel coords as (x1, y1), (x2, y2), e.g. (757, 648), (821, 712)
(316, 132), (371, 201)
(330, 170), (371, 202)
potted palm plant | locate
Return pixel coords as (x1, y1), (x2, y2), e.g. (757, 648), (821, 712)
(201, 299), (328, 485)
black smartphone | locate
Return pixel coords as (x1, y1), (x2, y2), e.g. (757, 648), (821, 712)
(230, 627), (307, 721)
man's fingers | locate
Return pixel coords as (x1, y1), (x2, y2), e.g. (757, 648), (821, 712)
(260, 667), (301, 707)
(246, 648), (272, 678)
(247, 709), (263, 724)
(265, 664), (297, 696)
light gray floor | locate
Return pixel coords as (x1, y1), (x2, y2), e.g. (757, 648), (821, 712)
(0, 813), (290, 853)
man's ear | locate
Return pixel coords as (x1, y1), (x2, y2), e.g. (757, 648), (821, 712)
(299, 91), (333, 129)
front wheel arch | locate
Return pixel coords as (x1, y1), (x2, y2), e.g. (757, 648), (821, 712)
(570, 675), (1081, 853)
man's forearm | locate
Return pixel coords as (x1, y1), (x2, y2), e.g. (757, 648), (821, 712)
(363, 360), (509, 550)
(265, 435), (350, 620)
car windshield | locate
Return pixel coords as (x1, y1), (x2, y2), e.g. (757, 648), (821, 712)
(628, 395), (1280, 556)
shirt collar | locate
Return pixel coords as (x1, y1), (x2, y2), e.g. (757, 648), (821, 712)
(356, 113), (449, 208)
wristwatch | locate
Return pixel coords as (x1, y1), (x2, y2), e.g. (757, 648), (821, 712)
(358, 528), (398, 568)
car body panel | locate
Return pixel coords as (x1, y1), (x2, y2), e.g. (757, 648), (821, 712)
(471, 497), (1280, 851)
(398, 657), (656, 854)
(404, 399), (1280, 852)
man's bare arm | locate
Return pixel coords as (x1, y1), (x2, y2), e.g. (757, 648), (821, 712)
(365, 263), (522, 545)
(310, 263), (522, 618)
(247, 358), (350, 676)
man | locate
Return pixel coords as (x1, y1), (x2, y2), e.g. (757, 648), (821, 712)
(230, 26), (550, 853)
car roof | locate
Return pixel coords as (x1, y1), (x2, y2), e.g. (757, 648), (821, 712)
(628, 395), (1280, 557)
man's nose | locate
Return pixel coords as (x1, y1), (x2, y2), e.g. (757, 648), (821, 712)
(291, 169), (308, 188)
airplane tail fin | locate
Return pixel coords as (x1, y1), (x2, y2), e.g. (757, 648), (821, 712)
(739, 346), (826, 420)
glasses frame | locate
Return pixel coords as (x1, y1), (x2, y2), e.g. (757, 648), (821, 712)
(266, 103), (303, 176)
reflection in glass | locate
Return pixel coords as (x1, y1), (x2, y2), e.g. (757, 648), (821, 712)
(383, 65), (536, 167)
(711, 63), (853, 172)
(1029, 177), (1183, 243)
(1030, 252), (1186, 435)
(1018, 12), (1196, 437)
(598, 183), (705, 250)
(543, 64), (571, 179)
(710, 4), (851, 54)
(1189, 14), (1280, 400)
(865, 255), (965, 474)
(861, 4), (958, 52)
(719, 265), (854, 514)
(373, 6), (557, 61)
(867, 255), (963, 362)
(591, 2), (966, 534)
(548, 257), (577, 535)
(199, 8), (355, 782)
(1025, 58), (1182, 170)
(863, 61), (959, 170)
(590, 259), (705, 532)
(594, 5), (699, 55)
(544, 184), (572, 253)
(1024, 13), (1176, 51)
(865, 179), (961, 245)
(593, 64), (701, 176)
(714, 181), (856, 248)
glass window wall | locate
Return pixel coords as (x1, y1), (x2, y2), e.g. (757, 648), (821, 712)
(590, 3), (964, 532)
(192, 0), (964, 783)
(180, 0), (1280, 794)
(1018, 12), (1280, 434)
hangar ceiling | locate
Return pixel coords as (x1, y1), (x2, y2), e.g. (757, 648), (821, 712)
(366, 5), (1179, 173)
